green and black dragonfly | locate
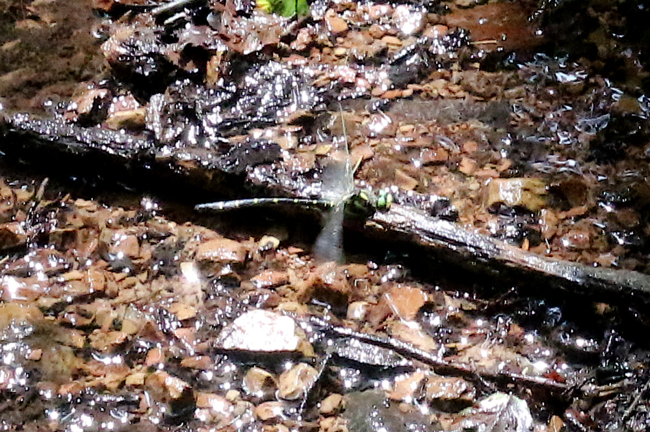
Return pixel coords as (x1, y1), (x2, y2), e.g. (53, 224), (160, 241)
(194, 112), (392, 263)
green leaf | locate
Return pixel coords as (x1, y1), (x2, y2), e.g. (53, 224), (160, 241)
(263, 0), (309, 17)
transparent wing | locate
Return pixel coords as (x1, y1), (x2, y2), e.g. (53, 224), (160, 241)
(320, 154), (353, 203)
(314, 108), (355, 264)
(314, 203), (345, 263)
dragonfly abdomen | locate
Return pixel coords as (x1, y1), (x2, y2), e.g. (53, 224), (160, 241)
(195, 198), (335, 212)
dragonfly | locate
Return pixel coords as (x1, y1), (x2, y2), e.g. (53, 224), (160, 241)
(194, 110), (392, 263)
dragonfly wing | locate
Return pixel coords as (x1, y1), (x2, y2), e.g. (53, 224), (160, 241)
(314, 204), (345, 263)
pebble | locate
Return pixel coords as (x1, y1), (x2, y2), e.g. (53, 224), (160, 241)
(145, 371), (191, 400)
(382, 286), (427, 320)
(278, 363), (318, 400)
(388, 371), (426, 401)
(325, 10), (348, 35)
(392, 5), (424, 36)
(254, 401), (285, 421)
(381, 35), (402, 46)
(243, 367), (277, 399)
(110, 233), (139, 258)
(347, 301), (370, 321)
(423, 24), (449, 39)
(218, 310), (301, 352)
(180, 355), (212, 369)
(486, 178), (547, 211)
(421, 147), (449, 164)
(368, 24), (386, 39)
(196, 238), (248, 263)
(368, 3), (393, 20)
(251, 270), (289, 289)
(320, 393), (344, 415)
(425, 376), (475, 410)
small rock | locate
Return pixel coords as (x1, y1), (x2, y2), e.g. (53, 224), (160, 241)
(368, 3), (392, 20)
(278, 363), (318, 400)
(145, 347), (163, 366)
(548, 415), (565, 432)
(243, 367), (277, 400)
(168, 302), (197, 320)
(368, 24), (386, 39)
(421, 147), (449, 164)
(254, 401), (285, 421)
(195, 392), (234, 426)
(388, 371), (426, 401)
(425, 376), (475, 411)
(110, 233), (140, 258)
(301, 263), (350, 310)
(181, 356), (212, 369)
(196, 392), (232, 411)
(325, 10), (348, 34)
(0, 222), (26, 250)
(486, 178), (547, 211)
(196, 238), (248, 263)
(88, 330), (128, 351)
(347, 301), (370, 321)
(392, 5), (424, 35)
(388, 320), (438, 352)
(218, 310), (301, 352)
(125, 371), (146, 386)
(145, 371), (191, 400)
(320, 393), (344, 415)
(423, 24), (449, 39)
(382, 285), (428, 320)
(458, 157), (477, 175)
(251, 270), (289, 289)
(382, 35), (403, 47)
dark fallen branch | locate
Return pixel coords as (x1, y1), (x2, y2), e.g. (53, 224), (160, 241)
(369, 205), (650, 303)
(305, 316), (570, 396)
(3, 114), (650, 304)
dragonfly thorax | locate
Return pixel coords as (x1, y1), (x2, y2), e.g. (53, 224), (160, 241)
(343, 189), (392, 219)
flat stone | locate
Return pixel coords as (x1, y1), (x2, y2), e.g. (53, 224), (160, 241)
(196, 238), (247, 263)
(218, 310), (301, 352)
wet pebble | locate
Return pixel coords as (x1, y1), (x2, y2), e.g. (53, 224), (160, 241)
(254, 401), (285, 421)
(218, 310), (302, 352)
(387, 370), (426, 401)
(368, 4), (393, 20)
(392, 5), (424, 36)
(243, 367), (277, 400)
(381, 285), (428, 320)
(196, 238), (248, 263)
(251, 270), (289, 289)
(0, 222), (26, 250)
(325, 10), (348, 35)
(486, 178), (547, 212)
(145, 370), (191, 400)
(320, 393), (344, 415)
(278, 363), (318, 400)
(109, 232), (140, 258)
(425, 376), (475, 411)
(347, 301), (370, 321)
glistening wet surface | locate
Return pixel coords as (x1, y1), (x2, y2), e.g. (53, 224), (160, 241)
(1, 0), (650, 430)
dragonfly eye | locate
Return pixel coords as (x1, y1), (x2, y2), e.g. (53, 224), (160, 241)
(376, 190), (393, 211)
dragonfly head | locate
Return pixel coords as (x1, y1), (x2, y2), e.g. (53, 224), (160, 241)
(344, 189), (393, 219)
(375, 189), (393, 211)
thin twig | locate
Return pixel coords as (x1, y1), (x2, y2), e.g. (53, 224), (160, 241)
(623, 377), (650, 422)
(151, 0), (206, 16)
(306, 316), (569, 394)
